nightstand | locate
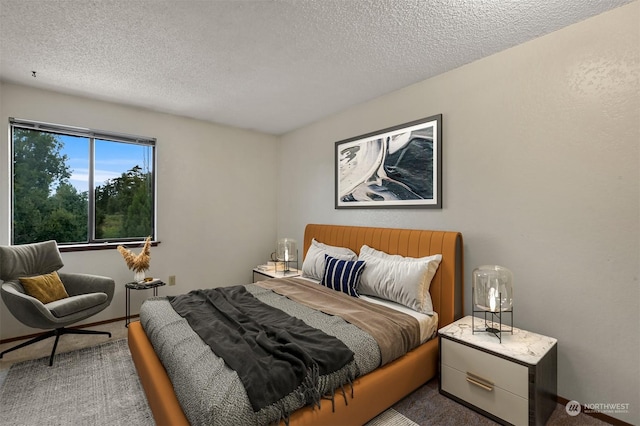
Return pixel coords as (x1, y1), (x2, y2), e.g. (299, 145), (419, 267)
(438, 316), (557, 426)
(252, 267), (300, 283)
(125, 280), (165, 327)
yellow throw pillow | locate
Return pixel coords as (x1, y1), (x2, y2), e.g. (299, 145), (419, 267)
(19, 271), (69, 304)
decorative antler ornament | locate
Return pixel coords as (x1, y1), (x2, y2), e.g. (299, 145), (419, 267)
(117, 236), (152, 275)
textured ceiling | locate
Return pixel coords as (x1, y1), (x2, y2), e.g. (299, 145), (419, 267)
(0, 0), (632, 135)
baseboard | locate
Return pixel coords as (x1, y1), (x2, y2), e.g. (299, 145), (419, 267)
(557, 396), (633, 426)
(0, 316), (131, 345)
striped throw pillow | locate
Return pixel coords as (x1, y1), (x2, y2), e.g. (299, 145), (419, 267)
(321, 254), (366, 297)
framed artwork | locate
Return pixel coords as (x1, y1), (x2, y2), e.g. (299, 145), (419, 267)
(335, 114), (442, 209)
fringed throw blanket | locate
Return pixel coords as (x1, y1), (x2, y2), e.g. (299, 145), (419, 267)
(168, 286), (355, 414)
(141, 279), (421, 425)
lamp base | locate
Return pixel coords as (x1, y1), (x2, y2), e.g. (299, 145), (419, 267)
(472, 309), (513, 343)
(471, 286), (513, 342)
(274, 252), (298, 275)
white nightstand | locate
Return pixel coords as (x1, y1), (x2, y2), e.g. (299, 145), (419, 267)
(252, 267), (301, 283)
(438, 316), (557, 426)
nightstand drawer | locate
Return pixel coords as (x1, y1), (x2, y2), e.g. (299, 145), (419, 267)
(441, 338), (528, 397)
(441, 364), (529, 426)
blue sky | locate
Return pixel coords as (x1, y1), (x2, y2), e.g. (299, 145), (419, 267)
(59, 135), (151, 192)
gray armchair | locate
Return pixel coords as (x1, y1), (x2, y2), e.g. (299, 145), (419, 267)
(0, 240), (115, 366)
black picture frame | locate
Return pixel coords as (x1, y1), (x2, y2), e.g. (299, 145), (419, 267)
(335, 114), (442, 209)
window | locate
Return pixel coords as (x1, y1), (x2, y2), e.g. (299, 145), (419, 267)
(10, 118), (156, 247)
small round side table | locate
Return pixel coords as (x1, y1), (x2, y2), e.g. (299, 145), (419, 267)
(125, 280), (165, 327)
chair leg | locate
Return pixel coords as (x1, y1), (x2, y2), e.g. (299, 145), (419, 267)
(49, 330), (62, 367)
(47, 327), (112, 366)
(0, 326), (112, 367)
(62, 328), (112, 338)
(0, 330), (57, 359)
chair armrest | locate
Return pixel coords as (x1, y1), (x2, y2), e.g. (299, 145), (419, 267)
(1, 282), (60, 329)
(58, 273), (115, 304)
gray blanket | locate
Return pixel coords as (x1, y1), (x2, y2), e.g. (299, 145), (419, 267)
(140, 280), (420, 426)
(168, 286), (355, 414)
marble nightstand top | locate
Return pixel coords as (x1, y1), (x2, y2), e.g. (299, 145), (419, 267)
(439, 315), (557, 365)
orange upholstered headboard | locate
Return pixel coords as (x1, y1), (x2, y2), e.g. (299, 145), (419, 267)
(303, 224), (463, 328)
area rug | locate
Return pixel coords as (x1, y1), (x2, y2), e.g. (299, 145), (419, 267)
(0, 337), (422, 426)
(367, 408), (419, 425)
(0, 339), (153, 426)
(0, 338), (601, 426)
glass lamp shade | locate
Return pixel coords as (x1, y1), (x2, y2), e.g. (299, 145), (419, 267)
(472, 265), (513, 312)
(276, 238), (297, 262)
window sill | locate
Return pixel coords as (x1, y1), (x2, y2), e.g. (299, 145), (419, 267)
(58, 241), (160, 253)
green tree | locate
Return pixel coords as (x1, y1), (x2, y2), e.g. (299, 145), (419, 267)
(13, 128), (151, 244)
(13, 129), (88, 244)
(46, 183), (88, 242)
(124, 185), (152, 237)
(95, 165), (152, 239)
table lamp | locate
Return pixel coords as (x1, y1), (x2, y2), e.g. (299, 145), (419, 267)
(472, 265), (513, 341)
(276, 238), (298, 273)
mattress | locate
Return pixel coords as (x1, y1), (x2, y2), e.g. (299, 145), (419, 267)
(359, 295), (438, 343)
(297, 276), (439, 343)
(140, 279), (431, 426)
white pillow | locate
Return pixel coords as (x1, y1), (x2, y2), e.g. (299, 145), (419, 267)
(357, 245), (442, 314)
(301, 239), (358, 281)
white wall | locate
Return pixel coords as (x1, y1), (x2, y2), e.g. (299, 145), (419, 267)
(278, 3), (639, 423)
(1, 3), (638, 423)
(0, 83), (279, 339)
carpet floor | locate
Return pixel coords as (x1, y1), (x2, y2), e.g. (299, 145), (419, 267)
(0, 323), (610, 426)
(0, 339), (153, 426)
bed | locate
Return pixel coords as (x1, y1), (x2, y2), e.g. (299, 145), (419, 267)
(128, 223), (463, 425)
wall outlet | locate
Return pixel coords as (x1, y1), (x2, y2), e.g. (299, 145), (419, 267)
(168, 275), (176, 286)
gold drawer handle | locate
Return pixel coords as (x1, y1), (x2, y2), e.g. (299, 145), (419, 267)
(466, 372), (494, 392)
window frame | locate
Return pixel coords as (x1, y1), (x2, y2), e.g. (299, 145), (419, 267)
(9, 117), (157, 250)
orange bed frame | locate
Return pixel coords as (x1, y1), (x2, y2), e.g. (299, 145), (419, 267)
(128, 224), (464, 425)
